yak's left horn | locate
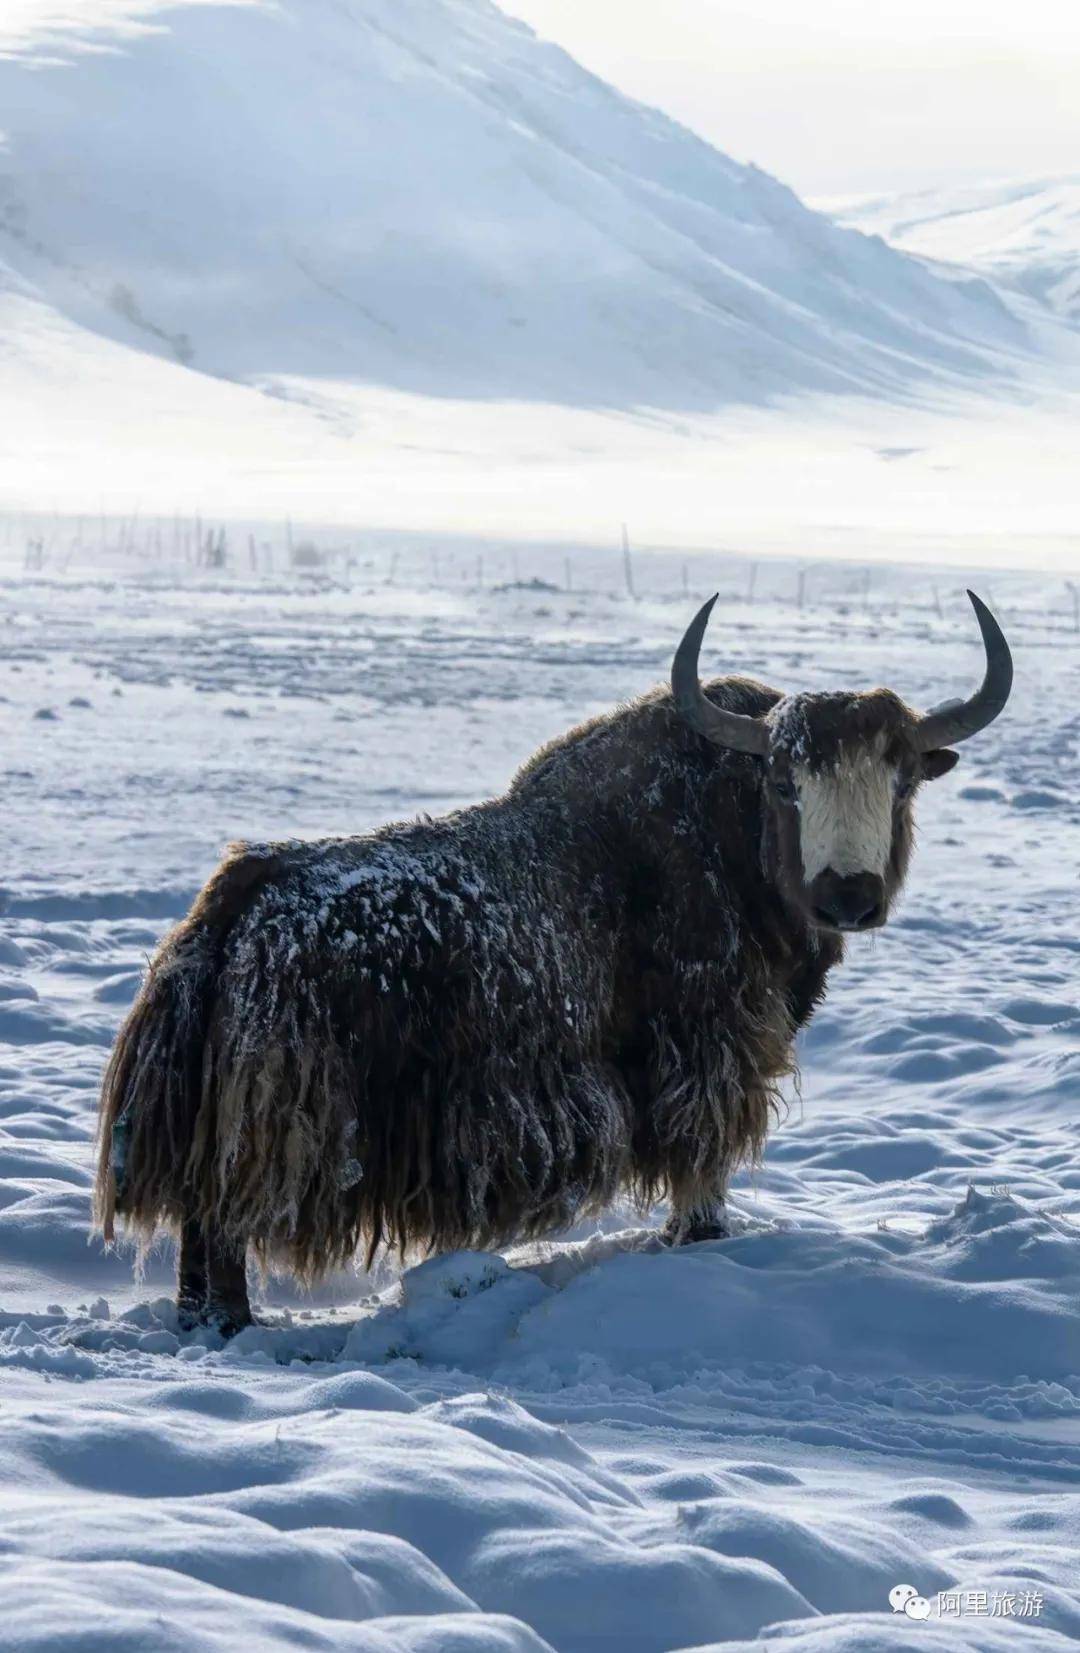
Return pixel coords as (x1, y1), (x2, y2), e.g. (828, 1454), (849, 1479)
(914, 589), (1013, 751)
(671, 595), (770, 755)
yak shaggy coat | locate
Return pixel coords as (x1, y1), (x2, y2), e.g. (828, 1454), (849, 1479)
(95, 676), (845, 1281)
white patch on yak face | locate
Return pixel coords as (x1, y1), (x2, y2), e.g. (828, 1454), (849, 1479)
(793, 751), (898, 883)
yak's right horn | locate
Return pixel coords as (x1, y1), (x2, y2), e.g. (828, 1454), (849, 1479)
(671, 595), (770, 755)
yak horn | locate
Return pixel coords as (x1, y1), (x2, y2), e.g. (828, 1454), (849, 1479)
(914, 589), (1013, 752)
(671, 594), (770, 755)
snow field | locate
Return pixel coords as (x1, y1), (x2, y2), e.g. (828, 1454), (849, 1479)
(0, 550), (1078, 1648)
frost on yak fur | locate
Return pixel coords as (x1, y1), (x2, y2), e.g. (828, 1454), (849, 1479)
(96, 679), (832, 1283)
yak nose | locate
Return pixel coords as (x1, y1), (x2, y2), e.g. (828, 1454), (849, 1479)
(810, 870), (886, 932)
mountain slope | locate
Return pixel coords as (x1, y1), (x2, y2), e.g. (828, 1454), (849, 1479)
(825, 176), (1080, 326)
(0, 0), (1048, 412)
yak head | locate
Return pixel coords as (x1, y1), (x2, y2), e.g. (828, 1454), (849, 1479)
(671, 590), (1012, 936)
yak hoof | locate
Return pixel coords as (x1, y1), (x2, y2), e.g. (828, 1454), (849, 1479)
(662, 1213), (731, 1246)
(177, 1301), (204, 1335)
(206, 1304), (256, 1340)
(176, 1299), (256, 1339)
(176, 1220), (254, 1338)
(178, 1302), (259, 1342)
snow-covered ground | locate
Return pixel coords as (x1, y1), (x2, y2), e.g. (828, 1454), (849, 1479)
(3, 291), (1080, 566)
(1, 547), (1078, 1650)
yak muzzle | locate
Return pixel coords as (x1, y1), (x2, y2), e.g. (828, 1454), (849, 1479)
(809, 869), (886, 933)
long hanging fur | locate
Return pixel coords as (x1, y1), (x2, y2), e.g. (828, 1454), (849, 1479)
(95, 844), (285, 1244)
(95, 680), (830, 1283)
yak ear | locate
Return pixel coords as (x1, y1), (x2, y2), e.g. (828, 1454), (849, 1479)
(922, 748), (959, 780)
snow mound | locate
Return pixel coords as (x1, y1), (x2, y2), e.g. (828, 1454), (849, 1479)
(0, 1369), (819, 1652)
(0, 1560), (555, 1653)
(332, 1188), (1080, 1394)
(344, 1252), (550, 1368)
(687, 1615), (1078, 1652)
(680, 1501), (955, 1616)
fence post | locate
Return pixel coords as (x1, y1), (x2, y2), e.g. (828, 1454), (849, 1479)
(621, 522), (636, 599)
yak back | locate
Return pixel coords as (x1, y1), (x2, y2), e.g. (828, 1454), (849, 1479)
(97, 672), (818, 1278)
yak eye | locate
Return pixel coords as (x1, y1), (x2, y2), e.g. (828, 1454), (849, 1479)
(773, 777), (796, 803)
(895, 775), (914, 803)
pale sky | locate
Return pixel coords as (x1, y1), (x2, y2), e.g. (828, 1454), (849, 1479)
(505, 0), (1080, 197)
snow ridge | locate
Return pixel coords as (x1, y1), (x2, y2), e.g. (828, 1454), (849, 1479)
(826, 175), (1080, 326)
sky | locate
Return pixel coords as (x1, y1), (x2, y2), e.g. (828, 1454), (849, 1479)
(506, 0), (1080, 197)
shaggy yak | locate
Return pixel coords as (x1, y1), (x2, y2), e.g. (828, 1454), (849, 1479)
(95, 591), (1012, 1333)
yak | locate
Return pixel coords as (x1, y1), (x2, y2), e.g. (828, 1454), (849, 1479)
(94, 591), (1012, 1334)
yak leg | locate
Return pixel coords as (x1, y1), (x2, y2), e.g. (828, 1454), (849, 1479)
(176, 1216), (253, 1336)
(205, 1228), (253, 1336)
(176, 1217), (208, 1330)
(662, 1190), (731, 1246)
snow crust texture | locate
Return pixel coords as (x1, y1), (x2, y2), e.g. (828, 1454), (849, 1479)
(1, 548), (1079, 1650)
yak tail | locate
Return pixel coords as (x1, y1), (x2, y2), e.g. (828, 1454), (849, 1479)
(93, 843), (280, 1247)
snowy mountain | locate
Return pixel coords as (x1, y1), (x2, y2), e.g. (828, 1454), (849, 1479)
(825, 176), (1080, 326)
(0, 0), (1050, 413)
